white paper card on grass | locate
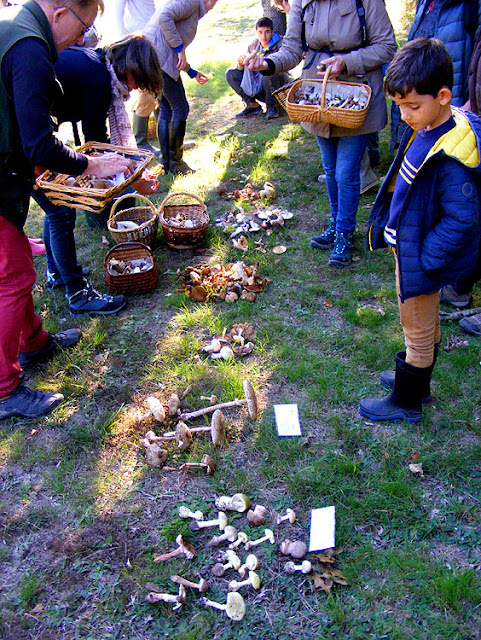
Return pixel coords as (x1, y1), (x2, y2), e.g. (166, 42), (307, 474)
(274, 403), (301, 437)
(309, 506), (336, 551)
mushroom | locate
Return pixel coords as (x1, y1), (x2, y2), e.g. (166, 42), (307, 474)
(178, 506), (204, 521)
(229, 531), (249, 550)
(276, 508), (296, 526)
(140, 439), (168, 468)
(246, 504), (267, 526)
(244, 528), (275, 551)
(161, 421), (192, 451)
(153, 535), (196, 563)
(215, 493), (250, 513)
(208, 525), (238, 547)
(189, 511), (227, 532)
(238, 554), (258, 578)
(200, 592), (246, 621)
(211, 550), (241, 576)
(202, 339), (222, 354)
(146, 397), (166, 423)
(164, 410), (225, 446)
(145, 584), (186, 611)
(228, 570), (261, 592)
(279, 540), (308, 559)
(180, 379), (258, 421)
(167, 393), (181, 417)
(200, 394), (218, 404)
(210, 346), (234, 360)
(171, 575), (209, 593)
(180, 453), (217, 476)
(284, 560), (312, 575)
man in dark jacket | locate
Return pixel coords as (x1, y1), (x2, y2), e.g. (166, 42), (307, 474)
(0, 0), (132, 420)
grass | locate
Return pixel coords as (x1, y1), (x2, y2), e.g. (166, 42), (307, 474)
(0, 1), (480, 639)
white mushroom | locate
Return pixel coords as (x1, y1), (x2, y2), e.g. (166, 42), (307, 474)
(202, 338), (222, 354)
(180, 379), (258, 421)
(161, 421), (193, 451)
(190, 511), (227, 532)
(246, 504), (267, 526)
(171, 574), (209, 593)
(208, 525), (238, 547)
(215, 493), (250, 512)
(284, 560), (312, 575)
(153, 535), (196, 562)
(168, 410), (225, 446)
(276, 508), (296, 525)
(178, 506), (204, 521)
(200, 394), (218, 404)
(211, 550), (241, 576)
(140, 439), (168, 468)
(229, 532), (249, 550)
(210, 346), (234, 360)
(228, 570), (261, 592)
(167, 393), (181, 417)
(244, 528), (275, 550)
(180, 453), (217, 476)
(145, 584), (186, 611)
(279, 540), (308, 559)
(146, 397), (166, 423)
(200, 592), (246, 621)
(238, 554), (258, 578)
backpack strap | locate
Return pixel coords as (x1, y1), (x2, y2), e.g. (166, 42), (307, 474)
(355, 0), (368, 48)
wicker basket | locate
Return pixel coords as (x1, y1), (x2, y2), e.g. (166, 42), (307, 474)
(159, 192), (209, 249)
(285, 66), (371, 128)
(36, 142), (153, 213)
(104, 241), (158, 294)
(107, 194), (159, 247)
(273, 80), (295, 111)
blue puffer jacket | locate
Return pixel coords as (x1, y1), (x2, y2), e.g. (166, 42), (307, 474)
(367, 108), (481, 301)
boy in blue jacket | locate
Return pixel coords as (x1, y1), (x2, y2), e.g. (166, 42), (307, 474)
(359, 38), (481, 423)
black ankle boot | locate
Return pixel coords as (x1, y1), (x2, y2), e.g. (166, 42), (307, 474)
(169, 119), (194, 174)
(359, 353), (432, 423)
(380, 344), (439, 403)
(157, 119), (170, 173)
(132, 114), (159, 155)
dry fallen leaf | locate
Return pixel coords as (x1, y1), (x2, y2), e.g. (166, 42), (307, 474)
(313, 574), (333, 594)
(325, 300), (333, 308)
(272, 245), (287, 254)
(409, 462), (424, 476)
(411, 453), (421, 461)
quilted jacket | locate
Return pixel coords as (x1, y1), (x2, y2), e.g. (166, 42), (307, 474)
(367, 108), (481, 301)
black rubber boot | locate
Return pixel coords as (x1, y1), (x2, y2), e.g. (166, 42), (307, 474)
(359, 353), (431, 423)
(157, 119), (170, 173)
(169, 119), (194, 174)
(132, 114), (159, 155)
(380, 344), (439, 403)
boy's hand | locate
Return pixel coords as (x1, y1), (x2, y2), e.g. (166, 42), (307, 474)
(195, 71), (209, 85)
(317, 55), (346, 79)
(237, 53), (247, 68)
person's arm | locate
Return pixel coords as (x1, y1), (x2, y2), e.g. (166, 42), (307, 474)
(420, 160), (480, 274)
(111, 0), (128, 40)
(144, 0), (198, 50)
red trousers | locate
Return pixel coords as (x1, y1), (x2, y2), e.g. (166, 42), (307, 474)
(0, 217), (49, 396)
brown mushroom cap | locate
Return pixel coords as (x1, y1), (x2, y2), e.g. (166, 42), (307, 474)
(247, 504), (267, 525)
(243, 379), (258, 419)
(176, 534), (197, 560)
(210, 409), (225, 446)
(145, 444), (168, 468)
(211, 563), (226, 577)
(175, 422), (193, 451)
(168, 393), (181, 417)
(201, 453), (216, 475)
(280, 539), (307, 559)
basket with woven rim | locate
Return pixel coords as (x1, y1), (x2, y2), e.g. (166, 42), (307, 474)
(104, 241), (158, 294)
(286, 66), (371, 128)
(107, 193), (159, 247)
(273, 80), (295, 111)
(35, 142), (153, 213)
(158, 192), (209, 249)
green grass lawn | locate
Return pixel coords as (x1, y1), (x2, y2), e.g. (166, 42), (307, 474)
(0, 2), (480, 639)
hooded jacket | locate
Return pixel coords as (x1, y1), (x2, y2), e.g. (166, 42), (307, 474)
(367, 107), (481, 301)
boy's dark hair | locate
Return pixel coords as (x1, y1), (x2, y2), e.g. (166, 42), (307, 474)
(106, 33), (162, 96)
(256, 17), (274, 30)
(384, 38), (453, 98)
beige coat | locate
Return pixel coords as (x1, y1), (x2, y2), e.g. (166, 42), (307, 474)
(143, 0), (205, 81)
(268, 0), (397, 137)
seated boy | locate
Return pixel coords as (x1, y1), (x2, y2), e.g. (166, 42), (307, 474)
(359, 38), (481, 423)
(225, 17), (291, 120)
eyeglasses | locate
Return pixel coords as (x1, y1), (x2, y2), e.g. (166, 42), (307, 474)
(60, 5), (91, 36)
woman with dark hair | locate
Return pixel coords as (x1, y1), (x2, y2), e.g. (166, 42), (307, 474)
(34, 33), (163, 316)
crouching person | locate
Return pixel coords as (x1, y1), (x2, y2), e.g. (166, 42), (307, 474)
(359, 38), (481, 423)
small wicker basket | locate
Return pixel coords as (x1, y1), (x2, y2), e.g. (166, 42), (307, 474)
(159, 192), (209, 249)
(107, 194), (159, 247)
(35, 142), (153, 213)
(104, 241), (158, 294)
(273, 80), (295, 111)
(285, 66), (371, 128)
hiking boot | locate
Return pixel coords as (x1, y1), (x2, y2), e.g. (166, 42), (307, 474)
(460, 313), (481, 336)
(236, 105), (262, 118)
(69, 283), (126, 316)
(46, 267), (90, 291)
(328, 232), (353, 266)
(439, 285), (471, 308)
(310, 218), (336, 249)
(266, 106), (279, 119)
(0, 385), (63, 420)
(18, 329), (82, 369)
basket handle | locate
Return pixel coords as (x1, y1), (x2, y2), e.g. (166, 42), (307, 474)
(159, 191), (206, 212)
(320, 65), (332, 110)
(104, 240), (153, 262)
(109, 193), (158, 222)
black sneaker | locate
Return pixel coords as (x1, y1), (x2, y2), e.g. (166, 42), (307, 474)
(266, 106), (279, 120)
(0, 385), (63, 420)
(69, 283), (126, 316)
(328, 232), (353, 266)
(46, 267), (90, 291)
(310, 219), (336, 249)
(18, 329), (82, 369)
(236, 105), (263, 118)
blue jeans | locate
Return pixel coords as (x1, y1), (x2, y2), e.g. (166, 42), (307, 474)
(158, 71), (189, 122)
(316, 134), (367, 235)
(32, 189), (86, 296)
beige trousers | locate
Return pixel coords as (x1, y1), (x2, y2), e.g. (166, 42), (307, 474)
(131, 90), (157, 117)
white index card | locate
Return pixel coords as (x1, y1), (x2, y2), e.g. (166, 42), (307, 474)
(274, 403), (301, 436)
(309, 506), (336, 551)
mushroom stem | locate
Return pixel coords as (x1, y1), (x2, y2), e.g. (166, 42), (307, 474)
(229, 532), (249, 549)
(171, 575), (209, 593)
(190, 511), (227, 531)
(276, 508), (296, 525)
(178, 506), (204, 521)
(228, 571), (261, 591)
(208, 526), (237, 547)
(145, 584), (186, 610)
(201, 597), (225, 611)
(244, 528), (275, 550)
(180, 379), (257, 420)
(153, 534), (196, 562)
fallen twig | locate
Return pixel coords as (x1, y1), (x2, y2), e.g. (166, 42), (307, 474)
(439, 307), (481, 321)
